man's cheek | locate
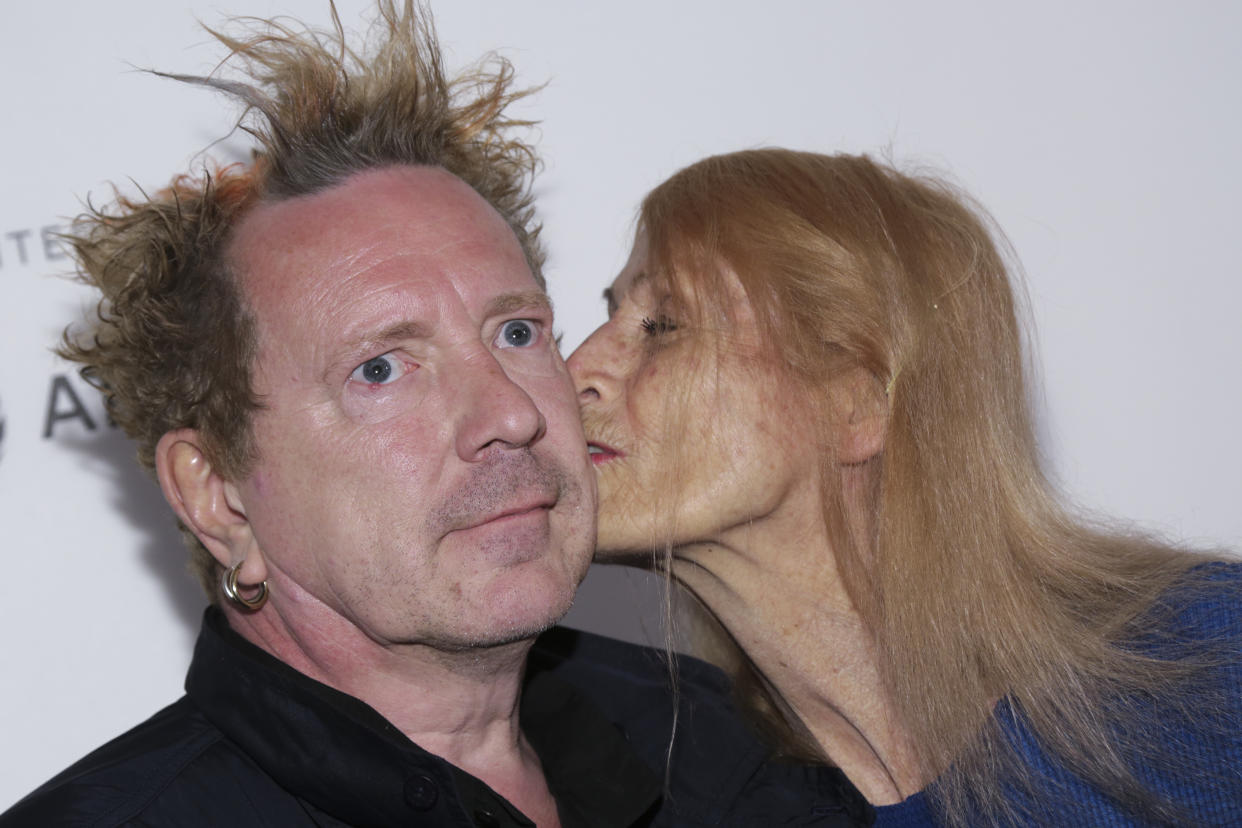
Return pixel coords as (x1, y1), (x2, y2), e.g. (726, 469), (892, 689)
(534, 372), (587, 423)
(340, 380), (425, 424)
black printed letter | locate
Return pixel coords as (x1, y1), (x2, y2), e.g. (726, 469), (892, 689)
(6, 229), (32, 266)
(42, 225), (67, 261)
(43, 375), (97, 437)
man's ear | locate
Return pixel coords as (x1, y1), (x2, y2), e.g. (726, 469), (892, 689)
(828, 367), (888, 465)
(155, 430), (266, 583)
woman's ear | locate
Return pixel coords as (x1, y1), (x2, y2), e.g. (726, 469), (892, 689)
(829, 367), (888, 465)
(154, 430), (265, 582)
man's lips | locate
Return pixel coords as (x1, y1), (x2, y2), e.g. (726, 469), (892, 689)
(586, 441), (622, 465)
(454, 499), (555, 533)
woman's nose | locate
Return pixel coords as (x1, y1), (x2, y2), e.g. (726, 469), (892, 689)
(566, 324), (618, 405)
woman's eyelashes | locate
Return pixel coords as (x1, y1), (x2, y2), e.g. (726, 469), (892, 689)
(640, 315), (678, 336)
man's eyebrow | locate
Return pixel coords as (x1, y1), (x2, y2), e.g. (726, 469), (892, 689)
(327, 320), (429, 383)
(342, 320), (432, 356)
(332, 292), (551, 375)
(484, 290), (552, 318)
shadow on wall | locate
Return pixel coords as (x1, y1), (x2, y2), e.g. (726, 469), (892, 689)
(58, 425), (205, 643)
(563, 565), (680, 651)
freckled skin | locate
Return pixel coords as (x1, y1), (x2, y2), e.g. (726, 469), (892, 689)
(570, 232), (927, 805)
(567, 233), (817, 560)
(228, 166), (596, 650)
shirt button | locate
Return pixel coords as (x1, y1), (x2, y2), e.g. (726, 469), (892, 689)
(473, 808), (500, 827)
(403, 773), (439, 811)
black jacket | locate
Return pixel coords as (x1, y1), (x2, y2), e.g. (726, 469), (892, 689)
(1, 609), (870, 826)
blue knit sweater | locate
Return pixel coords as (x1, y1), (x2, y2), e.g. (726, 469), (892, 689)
(873, 562), (1242, 827)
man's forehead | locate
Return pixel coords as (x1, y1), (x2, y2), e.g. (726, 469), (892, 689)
(228, 165), (534, 323)
(231, 166), (504, 267)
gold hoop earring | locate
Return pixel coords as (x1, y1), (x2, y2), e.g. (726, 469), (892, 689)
(222, 562), (268, 611)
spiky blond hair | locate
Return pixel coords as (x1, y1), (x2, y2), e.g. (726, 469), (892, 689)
(60, 1), (543, 595)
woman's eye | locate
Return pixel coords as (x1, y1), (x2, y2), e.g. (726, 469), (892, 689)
(349, 353), (407, 385)
(496, 319), (539, 349)
(640, 316), (678, 336)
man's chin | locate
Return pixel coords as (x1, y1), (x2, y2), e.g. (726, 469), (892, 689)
(463, 615), (561, 650)
(434, 605), (566, 652)
(467, 567), (579, 643)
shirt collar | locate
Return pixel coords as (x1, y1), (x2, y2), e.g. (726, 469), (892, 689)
(186, 607), (660, 828)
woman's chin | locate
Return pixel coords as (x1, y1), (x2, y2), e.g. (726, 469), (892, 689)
(592, 521), (664, 566)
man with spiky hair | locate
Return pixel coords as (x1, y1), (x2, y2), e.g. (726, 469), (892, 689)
(0, 4), (870, 827)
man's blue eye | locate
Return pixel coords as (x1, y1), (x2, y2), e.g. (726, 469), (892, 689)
(498, 319), (536, 348)
(350, 353), (403, 385)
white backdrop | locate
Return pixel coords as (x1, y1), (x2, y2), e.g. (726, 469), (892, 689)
(2, 0), (1240, 809)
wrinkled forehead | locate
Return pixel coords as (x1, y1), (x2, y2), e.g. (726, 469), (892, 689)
(226, 166), (538, 346)
(603, 228), (652, 313)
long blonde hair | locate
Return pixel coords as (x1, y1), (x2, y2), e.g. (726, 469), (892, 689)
(639, 149), (1233, 825)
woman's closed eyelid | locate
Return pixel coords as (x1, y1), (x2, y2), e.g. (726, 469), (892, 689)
(640, 315), (678, 335)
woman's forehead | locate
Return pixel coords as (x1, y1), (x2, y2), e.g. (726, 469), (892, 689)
(606, 233), (652, 304)
(604, 269), (652, 314)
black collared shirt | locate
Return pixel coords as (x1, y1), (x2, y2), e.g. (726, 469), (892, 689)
(2, 609), (871, 826)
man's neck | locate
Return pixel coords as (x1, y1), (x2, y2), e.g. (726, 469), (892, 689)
(223, 594), (561, 826)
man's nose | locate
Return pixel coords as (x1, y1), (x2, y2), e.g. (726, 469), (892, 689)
(566, 326), (618, 405)
(454, 350), (546, 460)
